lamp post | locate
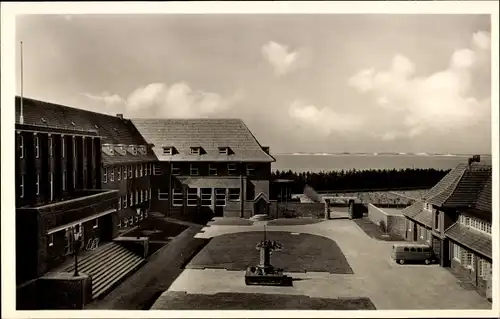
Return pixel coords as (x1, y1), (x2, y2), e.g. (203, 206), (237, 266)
(73, 227), (81, 277)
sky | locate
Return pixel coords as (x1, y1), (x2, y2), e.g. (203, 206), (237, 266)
(15, 14), (492, 154)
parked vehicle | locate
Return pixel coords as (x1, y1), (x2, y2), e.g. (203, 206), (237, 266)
(391, 243), (435, 265)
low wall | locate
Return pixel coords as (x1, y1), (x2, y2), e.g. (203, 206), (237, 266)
(114, 236), (149, 258)
(274, 202), (325, 219)
(16, 279), (39, 310)
(37, 272), (92, 309)
(367, 204), (406, 236)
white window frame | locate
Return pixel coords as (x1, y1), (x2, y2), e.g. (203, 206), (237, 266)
(246, 164), (255, 176)
(123, 166), (128, 179)
(117, 166), (122, 181)
(187, 188), (198, 206)
(228, 163), (237, 176)
(163, 147), (173, 155)
(135, 164), (139, 178)
(72, 136), (76, 158)
(173, 189), (184, 207)
(103, 168), (108, 183)
(153, 164), (163, 176)
(129, 165), (133, 179)
(19, 134), (24, 159)
(215, 188), (226, 207)
(110, 167), (115, 182)
(48, 234), (54, 247)
(35, 135), (40, 158)
(228, 188), (240, 201)
(140, 164), (143, 177)
(434, 210), (440, 231)
(20, 174), (25, 198)
(118, 197), (122, 210)
(190, 164), (199, 176)
(149, 188), (152, 200)
(49, 173), (54, 201)
(36, 174), (40, 195)
(135, 190), (139, 205)
(93, 218), (99, 229)
(61, 136), (65, 158)
(140, 190), (144, 203)
(453, 243), (461, 262)
(124, 194), (128, 208)
(190, 147), (201, 155)
(218, 147), (229, 155)
(129, 192), (133, 206)
(171, 164), (180, 176)
(158, 189), (169, 200)
(201, 188), (212, 207)
(209, 164), (218, 176)
(145, 189), (148, 201)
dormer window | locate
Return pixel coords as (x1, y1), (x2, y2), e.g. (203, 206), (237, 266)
(219, 147), (229, 155)
(190, 147), (201, 155)
(163, 147), (173, 155)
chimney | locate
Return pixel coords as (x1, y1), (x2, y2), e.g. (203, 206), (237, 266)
(262, 146), (270, 154)
(468, 155), (481, 166)
(116, 114), (124, 119)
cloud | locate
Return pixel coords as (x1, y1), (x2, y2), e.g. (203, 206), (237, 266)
(84, 82), (242, 118)
(288, 100), (364, 136)
(261, 41), (306, 76)
(348, 30), (491, 141)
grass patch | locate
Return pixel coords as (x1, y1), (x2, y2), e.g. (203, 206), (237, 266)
(267, 218), (322, 226)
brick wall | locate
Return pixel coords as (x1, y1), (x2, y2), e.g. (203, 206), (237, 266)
(37, 273), (92, 309)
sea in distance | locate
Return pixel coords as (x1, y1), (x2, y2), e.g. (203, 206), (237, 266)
(271, 153), (492, 173)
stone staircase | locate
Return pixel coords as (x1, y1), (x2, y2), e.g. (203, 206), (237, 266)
(63, 242), (145, 300)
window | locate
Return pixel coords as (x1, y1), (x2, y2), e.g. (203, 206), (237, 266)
(103, 168), (108, 183)
(434, 211), (440, 230)
(93, 219), (99, 229)
(48, 234), (54, 247)
(228, 164), (237, 176)
(140, 190), (144, 203)
(246, 164), (255, 176)
(135, 190), (139, 205)
(404, 247), (409, 252)
(36, 174), (40, 195)
(118, 197), (122, 210)
(34, 135), (40, 158)
(140, 164), (143, 177)
(61, 136), (66, 158)
(219, 147), (229, 155)
(123, 166), (127, 179)
(19, 134), (24, 159)
(190, 164), (199, 176)
(117, 166), (121, 181)
(417, 248), (422, 252)
(82, 138), (86, 157)
(149, 188), (152, 200)
(215, 188), (226, 207)
(145, 189), (148, 201)
(190, 147), (200, 155)
(187, 188), (198, 206)
(48, 136), (53, 157)
(158, 189), (169, 200)
(163, 147), (173, 155)
(129, 192), (133, 206)
(19, 175), (24, 198)
(72, 137), (76, 158)
(201, 188), (212, 206)
(420, 227), (425, 239)
(209, 164), (218, 176)
(124, 217), (129, 227)
(124, 194), (128, 208)
(228, 188), (240, 201)
(171, 164), (180, 176)
(49, 173), (54, 201)
(173, 189), (183, 206)
(153, 164), (163, 176)
(149, 164), (152, 175)
(62, 171), (67, 191)
(135, 164), (139, 178)
(426, 229), (432, 242)
(410, 247), (416, 252)
(110, 167), (115, 182)
(465, 217), (470, 226)
(478, 259), (491, 278)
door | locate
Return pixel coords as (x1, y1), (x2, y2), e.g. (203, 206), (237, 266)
(254, 197), (268, 215)
(413, 224), (418, 241)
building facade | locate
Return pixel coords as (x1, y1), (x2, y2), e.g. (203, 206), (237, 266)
(401, 156), (492, 298)
(132, 119), (275, 220)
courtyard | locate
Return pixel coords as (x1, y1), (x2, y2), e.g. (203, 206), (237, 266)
(151, 218), (492, 310)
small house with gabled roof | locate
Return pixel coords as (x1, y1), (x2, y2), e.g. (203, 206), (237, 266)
(132, 118), (275, 219)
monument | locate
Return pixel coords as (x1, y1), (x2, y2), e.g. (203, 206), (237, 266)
(244, 226), (291, 286)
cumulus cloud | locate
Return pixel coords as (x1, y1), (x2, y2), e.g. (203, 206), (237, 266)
(348, 30), (491, 141)
(288, 100), (364, 136)
(261, 41), (307, 76)
(84, 82), (242, 118)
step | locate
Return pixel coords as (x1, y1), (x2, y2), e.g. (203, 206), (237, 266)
(64, 243), (121, 272)
(92, 258), (145, 299)
(90, 249), (139, 285)
(77, 245), (130, 274)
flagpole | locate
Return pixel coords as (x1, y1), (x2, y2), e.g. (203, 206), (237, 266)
(20, 41), (24, 125)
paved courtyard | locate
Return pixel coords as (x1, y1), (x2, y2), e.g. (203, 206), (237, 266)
(152, 219), (492, 310)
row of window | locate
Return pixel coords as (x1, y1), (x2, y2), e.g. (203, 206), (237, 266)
(162, 146), (231, 156)
(452, 243), (491, 278)
(157, 188), (241, 207)
(18, 133), (91, 160)
(18, 171), (77, 199)
(117, 189), (152, 209)
(117, 211), (148, 229)
(165, 163), (254, 177)
(459, 215), (491, 234)
(47, 221), (96, 248)
(103, 163), (153, 183)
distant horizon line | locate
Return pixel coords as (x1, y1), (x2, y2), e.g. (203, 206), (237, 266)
(273, 152), (492, 157)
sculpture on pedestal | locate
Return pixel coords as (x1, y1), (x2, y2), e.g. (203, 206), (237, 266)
(245, 226), (291, 286)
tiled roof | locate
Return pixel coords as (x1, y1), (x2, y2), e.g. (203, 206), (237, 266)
(475, 177), (492, 213)
(132, 119), (275, 162)
(445, 223), (491, 259)
(102, 152), (156, 166)
(179, 177), (242, 189)
(401, 200), (432, 227)
(15, 96), (157, 164)
(441, 167), (491, 208)
(423, 163), (468, 206)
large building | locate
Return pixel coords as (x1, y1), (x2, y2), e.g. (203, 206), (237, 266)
(15, 96), (157, 308)
(401, 156), (492, 298)
(132, 119), (276, 220)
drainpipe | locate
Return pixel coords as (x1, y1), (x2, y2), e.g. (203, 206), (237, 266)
(240, 162), (245, 218)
